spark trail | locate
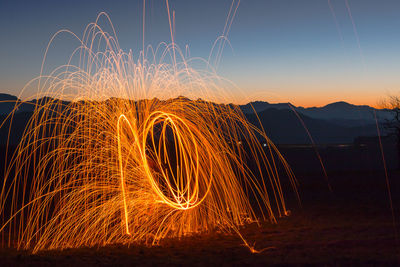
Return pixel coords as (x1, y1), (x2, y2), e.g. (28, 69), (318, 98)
(0, 13), (297, 253)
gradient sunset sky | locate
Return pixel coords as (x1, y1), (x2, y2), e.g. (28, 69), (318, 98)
(1, 0), (399, 107)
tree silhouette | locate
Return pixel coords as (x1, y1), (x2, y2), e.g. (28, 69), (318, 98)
(382, 95), (400, 169)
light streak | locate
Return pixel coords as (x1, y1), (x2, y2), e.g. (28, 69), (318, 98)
(327, 0), (344, 46)
(0, 12), (297, 253)
(344, 0), (365, 68)
(288, 104), (332, 192)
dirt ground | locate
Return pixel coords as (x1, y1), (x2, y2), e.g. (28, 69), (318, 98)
(1, 170), (399, 266)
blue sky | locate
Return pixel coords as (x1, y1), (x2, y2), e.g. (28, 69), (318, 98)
(1, 0), (400, 106)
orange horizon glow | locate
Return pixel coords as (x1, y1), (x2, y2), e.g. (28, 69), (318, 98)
(0, 86), (388, 109)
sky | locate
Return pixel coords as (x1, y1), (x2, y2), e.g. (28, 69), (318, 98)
(0, 0), (400, 107)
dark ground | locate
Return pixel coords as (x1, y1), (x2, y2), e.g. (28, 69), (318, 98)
(0, 145), (399, 266)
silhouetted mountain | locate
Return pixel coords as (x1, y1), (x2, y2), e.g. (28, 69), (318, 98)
(0, 94), (390, 145)
(240, 101), (291, 114)
(0, 95), (74, 116)
(241, 100), (392, 127)
(0, 93), (18, 101)
(0, 94), (20, 115)
(296, 101), (390, 121)
(245, 108), (380, 144)
(0, 112), (33, 145)
(0, 94), (41, 114)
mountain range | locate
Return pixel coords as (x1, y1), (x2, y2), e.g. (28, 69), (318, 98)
(240, 100), (391, 126)
(0, 93), (394, 145)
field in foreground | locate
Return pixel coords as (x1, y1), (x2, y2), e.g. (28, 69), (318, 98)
(1, 170), (399, 266)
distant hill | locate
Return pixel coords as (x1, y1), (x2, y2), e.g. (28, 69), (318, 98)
(0, 94), (71, 116)
(0, 93), (20, 115)
(240, 101), (291, 114)
(241, 100), (392, 127)
(0, 112), (33, 145)
(245, 108), (379, 144)
(296, 101), (390, 121)
(0, 94), (391, 145)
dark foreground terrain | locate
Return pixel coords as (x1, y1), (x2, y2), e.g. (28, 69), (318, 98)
(0, 168), (399, 266)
